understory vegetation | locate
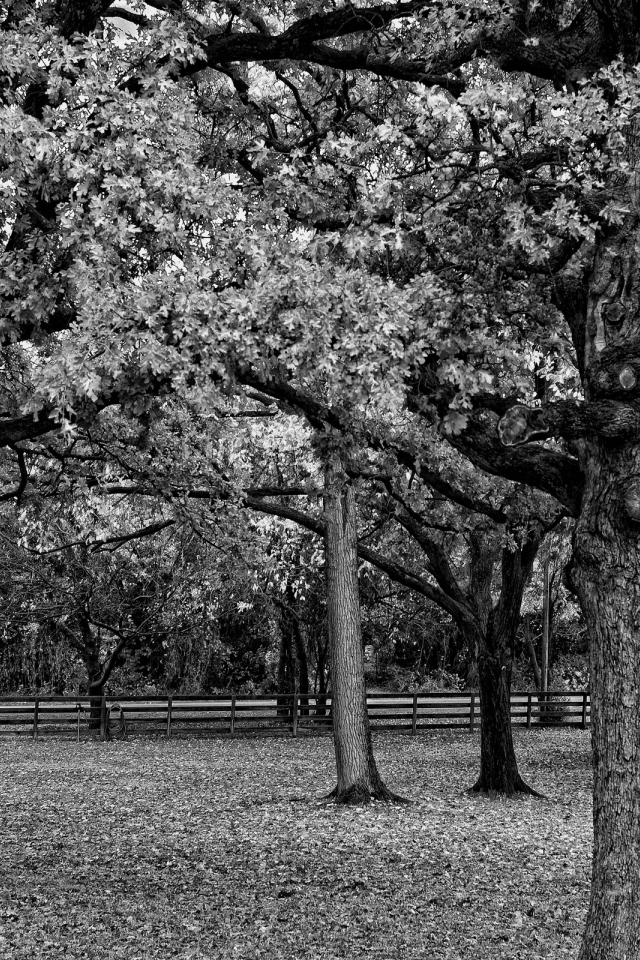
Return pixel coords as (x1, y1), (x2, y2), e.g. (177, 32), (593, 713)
(0, 729), (591, 960)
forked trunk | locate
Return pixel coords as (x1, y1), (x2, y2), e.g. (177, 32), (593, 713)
(574, 439), (640, 960)
(324, 457), (402, 804)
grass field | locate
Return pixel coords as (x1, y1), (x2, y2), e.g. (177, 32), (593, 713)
(0, 729), (592, 960)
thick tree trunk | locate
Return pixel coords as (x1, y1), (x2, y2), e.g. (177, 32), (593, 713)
(471, 651), (538, 795)
(565, 220), (640, 960)
(573, 440), (640, 960)
(467, 533), (540, 795)
(87, 680), (104, 730)
(324, 457), (401, 804)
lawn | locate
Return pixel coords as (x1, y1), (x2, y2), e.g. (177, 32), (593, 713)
(0, 729), (592, 960)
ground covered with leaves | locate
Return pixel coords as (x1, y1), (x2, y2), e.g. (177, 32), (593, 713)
(0, 729), (591, 959)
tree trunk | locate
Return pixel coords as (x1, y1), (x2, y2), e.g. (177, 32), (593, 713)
(276, 629), (295, 717)
(573, 439), (640, 960)
(276, 586), (311, 715)
(291, 613), (310, 716)
(323, 456), (401, 804)
(467, 533), (540, 796)
(523, 614), (542, 689)
(87, 680), (104, 730)
(564, 218), (640, 960)
(471, 648), (537, 795)
(313, 625), (329, 716)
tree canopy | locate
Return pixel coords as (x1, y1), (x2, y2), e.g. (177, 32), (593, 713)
(4, 0), (640, 956)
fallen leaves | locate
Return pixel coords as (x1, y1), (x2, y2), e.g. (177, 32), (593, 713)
(0, 728), (592, 959)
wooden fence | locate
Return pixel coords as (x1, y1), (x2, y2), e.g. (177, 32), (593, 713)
(0, 691), (590, 740)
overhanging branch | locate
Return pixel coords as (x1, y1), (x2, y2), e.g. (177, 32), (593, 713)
(244, 495), (473, 626)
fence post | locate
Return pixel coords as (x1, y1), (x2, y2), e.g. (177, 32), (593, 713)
(412, 694), (418, 736)
(469, 693), (475, 732)
(167, 696), (172, 738)
(292, 694), (299, 738)
(230, 695), (236, 735)
(33, 698), (39, 741)
(582, 692), (588, 729)
(77, 702), (81, 742)
(527, 692), (532, 729)
(100, 696), (107, 740)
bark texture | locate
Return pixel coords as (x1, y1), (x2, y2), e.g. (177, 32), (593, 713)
(573, 231), (640, 951)
(564, 220), (640, 959)
(466, 532), (540, 796)
(323, 457), (401, 804)
(573, 439), (640, 959)
(472, 653), (537, 795)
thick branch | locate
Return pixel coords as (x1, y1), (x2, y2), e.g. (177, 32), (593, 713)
(0, 445), (29, 504)
(394, 510), (467, 609)
(244, 495), (473, 627)
(448, 412), (583, 516)
(0, 412), (62, 448)
(94, 633), (132, 689)
(497, 400), (640, 445)
(236, 371), (509, 523)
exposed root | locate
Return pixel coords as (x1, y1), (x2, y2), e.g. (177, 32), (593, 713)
(467, 776), (545, 799)
(323, 783), (410, 805)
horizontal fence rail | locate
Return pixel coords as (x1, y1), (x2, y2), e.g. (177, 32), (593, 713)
(0, 691), (591, 740)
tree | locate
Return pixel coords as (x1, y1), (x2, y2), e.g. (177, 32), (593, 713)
(323, 453), (400, 803)
(4, 2), (640, 954)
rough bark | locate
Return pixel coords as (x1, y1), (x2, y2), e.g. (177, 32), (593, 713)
(573, 437), (640, 959)
(471, 648), (538, 795)
(570, 222), (640, 956)
(467, 532), (540, 796)
(323, 456), (403, 804)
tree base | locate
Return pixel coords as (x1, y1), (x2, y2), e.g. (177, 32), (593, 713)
(323, 782), (409, 805)
(468, 776), (544, 799)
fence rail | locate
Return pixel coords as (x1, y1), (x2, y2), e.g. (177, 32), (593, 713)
(0, 691), (591, 740)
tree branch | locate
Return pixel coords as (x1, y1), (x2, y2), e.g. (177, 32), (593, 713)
(0, 444), (29, 504)
(244, 495), (474, 627)
(497, 399), (640, 445)
(447, 411), (583, 516)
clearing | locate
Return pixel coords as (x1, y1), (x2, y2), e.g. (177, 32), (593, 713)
(0, 729), (591, 959)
